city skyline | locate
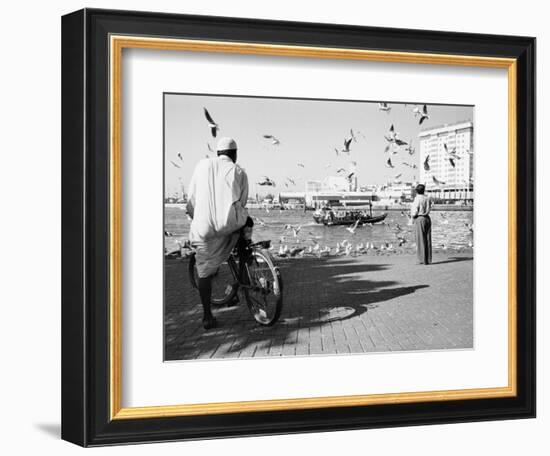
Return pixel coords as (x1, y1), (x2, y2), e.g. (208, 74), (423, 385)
(164, 93), (473, 198)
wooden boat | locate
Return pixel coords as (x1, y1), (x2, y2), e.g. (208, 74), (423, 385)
(313, 207), (387, 226)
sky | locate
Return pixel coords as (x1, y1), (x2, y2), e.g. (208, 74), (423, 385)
(164, 93), (473, 198)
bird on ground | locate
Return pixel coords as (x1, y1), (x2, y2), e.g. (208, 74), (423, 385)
(278, 245), (289, 257)
(424, 155), (431, 171)
(263, 134), (280, 145)
(418, 104), (429, 125)
(252, 216), (266, 226)
(378, 102), (392, 113)
(346, 219), (361, 234)
(289, 247), (305, 257)
(203, 108), (219, 137)
(432, 176), (446, 185)
(170, 160), (181, 168)
(257, 176), (276, 186)
(393, 223), (404, 233)
(386, 157), (395, 168)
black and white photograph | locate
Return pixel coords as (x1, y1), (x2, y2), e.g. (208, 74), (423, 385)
(163, 93), (474, 361)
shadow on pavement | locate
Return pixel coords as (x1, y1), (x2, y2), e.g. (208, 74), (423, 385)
(431, 256), (473, 265)
(164, 256), (430, 360)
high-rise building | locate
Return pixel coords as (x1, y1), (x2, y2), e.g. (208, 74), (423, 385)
(418, 120), (474, 200)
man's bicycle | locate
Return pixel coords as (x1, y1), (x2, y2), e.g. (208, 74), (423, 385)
(188, 239), (283, 326)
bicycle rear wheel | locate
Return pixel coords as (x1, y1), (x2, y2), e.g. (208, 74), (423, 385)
(188, 254), (239, 305)
(243, 249), (283, 326)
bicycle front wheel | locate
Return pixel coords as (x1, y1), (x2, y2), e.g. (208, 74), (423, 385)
(243, 249), (283, 326)
(188, 254), (239, 306)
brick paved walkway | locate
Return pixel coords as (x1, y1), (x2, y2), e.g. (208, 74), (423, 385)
(164, 253), (473, 361)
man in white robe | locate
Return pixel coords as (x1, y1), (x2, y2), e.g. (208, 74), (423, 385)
(186, 137), (250, 329)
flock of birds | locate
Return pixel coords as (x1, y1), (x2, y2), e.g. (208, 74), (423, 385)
(168, 103), (441, 189)
(165, 200), (474, 259)
(243, 209), (475, 260)
(165, 102), (475, 260)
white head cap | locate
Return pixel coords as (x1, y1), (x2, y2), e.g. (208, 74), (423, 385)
(216, 137), (237, 152)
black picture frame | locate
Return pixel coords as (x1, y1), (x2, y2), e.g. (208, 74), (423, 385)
(62, 8), (536, 447)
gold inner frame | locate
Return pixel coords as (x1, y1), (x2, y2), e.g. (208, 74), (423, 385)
(109, 35), (517, 420)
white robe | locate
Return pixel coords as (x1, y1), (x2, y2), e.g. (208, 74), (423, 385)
(187, 155), (249, 278)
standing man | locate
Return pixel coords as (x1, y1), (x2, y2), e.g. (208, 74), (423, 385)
(410, 184), (432, 265)
(186, 137), (250, 329)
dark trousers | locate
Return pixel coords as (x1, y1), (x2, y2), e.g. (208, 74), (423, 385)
(414, 215), (432, 264)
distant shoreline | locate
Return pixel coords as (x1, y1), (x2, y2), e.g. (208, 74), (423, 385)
(164, 203), (473, 212)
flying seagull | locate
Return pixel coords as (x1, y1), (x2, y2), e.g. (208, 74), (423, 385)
(257, 176), (276, 186)
(378, 102), (392, 113)
(263, 134), (280, 145)
(297, 162), (305, 168)
(384, 124), (397, 143)
(423, 155), (430, 171)
(341, 137), (352, 154)
(419, 104), (429, 125)
(350, 129), (357, 142)
(432, 175), (445, 185)
(346, 219), (361, 234)
(177, 152), (183, 161)
(170, 160), (181, 169)
(444, 143), (461, 160)
(386, 157), (395, 168)
(203, 108), (219, 137)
